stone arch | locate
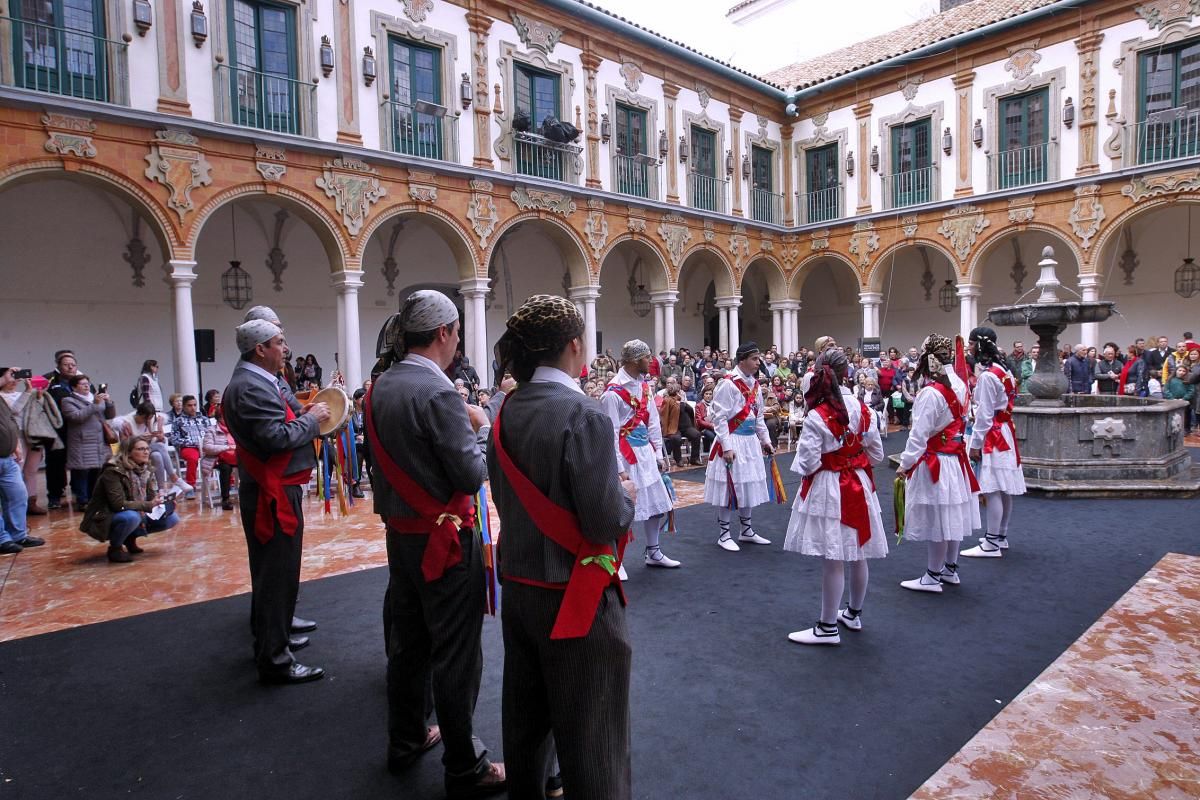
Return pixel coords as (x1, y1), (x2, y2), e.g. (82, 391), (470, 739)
(742, 254), (788, 297)
(0, 158), (181, 258)
(600, 232), (673, 287)
(357, 203), (478, 281)
(484, 212), (592, 288)
(185, 183), (350, 268)
(678, 244), (736, 296)
(967, 222), (1084, 284)
(1091, 195), (1200, 277)
(867, 238), (958, 293)
(789, 251), (859, 298)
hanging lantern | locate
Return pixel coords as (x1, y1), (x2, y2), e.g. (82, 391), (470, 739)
(972, 118), (983, 148)
(1063, 97), (1075, 129)
(938, 279), (959, 313)
(222, 261), (253, 310)
(631, 284), (651, 317)
(942, 127), (953, 156)
(1175, 257), (1200, 298)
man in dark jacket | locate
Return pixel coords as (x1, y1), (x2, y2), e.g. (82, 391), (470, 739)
(1005, 341), (1027, 379)
(1094, 345), (1123, 394)
(1063, 345), (1093, 393)
(1143, 336), (1170, 377)
(43, 350), (76, 509)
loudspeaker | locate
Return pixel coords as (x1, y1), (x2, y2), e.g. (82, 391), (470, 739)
(195, 329), (215, 363)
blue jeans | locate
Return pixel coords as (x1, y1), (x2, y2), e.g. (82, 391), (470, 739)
(109, 509), (179, 546)
(0, 455), (29, 545)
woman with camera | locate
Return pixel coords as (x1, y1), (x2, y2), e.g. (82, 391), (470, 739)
(80, 436), (179, 563)
(1, 367), (63, 515)
(61, 374), (116, 507)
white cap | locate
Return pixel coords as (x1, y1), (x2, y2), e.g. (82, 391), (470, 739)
(244, 305), (281, 326)
(236, 319), (282, 354)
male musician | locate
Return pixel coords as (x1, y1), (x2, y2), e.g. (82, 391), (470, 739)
(366, 290), (505, 798)
(487, 294), (637, 800)
(961, 326), (1026, 558)
(703, 342), (775, 551)
(222, 320), (330, 684)
(601, 339), (680, 575)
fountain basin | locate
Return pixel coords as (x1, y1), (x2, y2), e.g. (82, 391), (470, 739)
(987, 300), (1116, 327)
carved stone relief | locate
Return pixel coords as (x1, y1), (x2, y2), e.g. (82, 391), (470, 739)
(898, 74), (923, 101)
(510, 12), (562, 54)
(937, 204), (991, 261)
(1068, 184), (1106, 250)
(42, 113), (97, 158)
(811, 229), (830, 251)
(511, 185), (576, 215)
(143, 130), (213, 222)
(730, 232), (750, 269)
(1121, 168), (1200, 201)
(657, 216), (692, 267)
(467, 179), (498, 249)
(620, 61), (643, 93)
(585, 211), (609, 261)
(1004, 39), (1042, 81)
(901, 215), (919, 237)
(401, 0), (434, 24)
(696, 84), (711, 109)
(254, 142), (286, 182)
(1008, 196), (1036, 224)
(315, 156), (387, 236)
(1135, 0), (1200, 29)
(848, 221), (879, 268)
(703, 219), (715, 243)
(780, 234), (801, 268)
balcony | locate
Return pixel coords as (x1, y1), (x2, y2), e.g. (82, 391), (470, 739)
(383, 100), (444, 160)
(798, 185), (842, 224)
(513, 131), (582, 183)
(749, 188), (784, 224)
(216, 63), (314, 136)
(688, 171), (728, 214)
(612, 152), (660, 200)
(883, 164), (938, 210)
(1124, 107), (1200, 166)
(0, 15), (128, 104)
(988, 141), (1055, 190)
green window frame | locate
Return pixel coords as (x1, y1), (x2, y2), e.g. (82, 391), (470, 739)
(614, 102), (649, 197)
(1137, 39), (1200, 163)
(388, 37), (443, 159)
(805, 142), (840, 223)
(228, 0), (299, 134)
(689, 126), (719, 212)
(997, 88), (1049, 188)
(750, 145), (775, 222)
(889, 118), (932, 207)
(11, 0), (108, 101)
(514, 63), (564, 179)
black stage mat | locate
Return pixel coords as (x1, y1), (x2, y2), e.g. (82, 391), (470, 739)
(3, 432), (1198, 800)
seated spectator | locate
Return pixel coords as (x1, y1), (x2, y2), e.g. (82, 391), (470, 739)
(665, 381), (701, 466)
(680, 373), (698, 402)
(80, 436), (178, 563)
(855, 357), (878, 387)
(61, 374), (116, 507)
(167, 394), (206, 490)
(659, 378), (682, 462)
(114, 401), (190, 494)
(762, 390), (782, 450)
(201, 410), (238, 510)
(769, 375), (787, 403)
(165, 393), (184, 427)
(857, 377), (887, 436)
(202, 389), (221, 419)
(695, 385), (717, 455)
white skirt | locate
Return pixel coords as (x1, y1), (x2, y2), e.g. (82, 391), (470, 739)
(703, 433), (769, 509)
(783, 468), (888, 561)
(976, 425), (1027, 496)
(627, 442), (673, 521)
(903, 454), (980, 542)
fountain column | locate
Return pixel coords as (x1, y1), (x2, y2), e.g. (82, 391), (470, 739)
(956, 283), (981, 339)
(1078, 273), (1100, 349)
(858, 292), (882, 339)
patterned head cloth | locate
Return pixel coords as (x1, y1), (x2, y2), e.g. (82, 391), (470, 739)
(505, 294), (584, 352)
(918, 333), (954, 379)
(814, 335), (837, 353)
(969, 325), (1000, 365)
(736, 341), (761, 362)
(236, 319), (282, 355)
(244, 305), (281, 326)
(621, 339), (652, 364)
(400, 289), (459, 333)
(804, 347), (850, 426)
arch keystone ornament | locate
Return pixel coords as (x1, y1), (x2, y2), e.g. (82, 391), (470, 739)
(509, 12), (561, 54)
(1068, 184), (1106, 250)
(848, 221), (879, 268)
(254, 143), (286, 182)
(316, 157), (386, 237)
(937, 204), (990, 261)
(1003, 40), (1042, 81)
(1008, 196), (1036, 224)
(467, 179), (499, 249)
(511, 185), (576, 215)
(144, 129), (213, 222)
(584, 210), (609, 261)
(811, 229), (830, 251)
(657, 214), (692, 267)
(779, 234), (801, 268)
(42, 113), (96, 158)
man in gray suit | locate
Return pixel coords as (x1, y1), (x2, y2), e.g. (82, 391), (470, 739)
(366, 290), (505, 799)
(222, 320), (330, 684)
(488, 294), (638, 800)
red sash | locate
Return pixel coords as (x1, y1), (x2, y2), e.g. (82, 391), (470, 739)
(605, 383), (651, 465)
(983, 366), (1021, 465)
(364, 385), (477, 583)
(233, 391), (312, 545)
(492, 398), (627, 640)
(709, 377), (757, 459)
(907, 382), (980, 491)
(800, 402), (876, 547)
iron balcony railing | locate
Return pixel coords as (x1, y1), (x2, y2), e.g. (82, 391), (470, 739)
(1125, 106), (1200, 165)
(612, 152), (660, 200)
(988, 141), (1055, 190)
(513, 131), (581, 182)
(383, 100), (444, 159)
(799, 185), (842, 224)
(688, 171), (728, 214)
(882, 164), (938, 210)
(1, 15), (128, 104)
(749, 187), (784, 224)
(217, 63), (314, 136)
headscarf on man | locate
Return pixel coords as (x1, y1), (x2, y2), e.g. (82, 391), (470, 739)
(969, 326), (1001, 367)
(620, 339), (652, 366)
(494, 294), (584, 383)
(236, 319), (282, 357)
(372, 290), (460, 378)
(803, 347), (851, 427)
(914, 333), (955, 388)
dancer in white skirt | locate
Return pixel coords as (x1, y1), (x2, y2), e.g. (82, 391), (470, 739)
(961, 326), (1026, 559)
(897, 334), (981, 593)
(784, 348), (887, 646)
(704, 342), (775, 551)
(602, 339), (679, 576)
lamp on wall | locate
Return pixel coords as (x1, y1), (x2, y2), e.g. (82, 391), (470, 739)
(319, 36), (334, 77)
(741, 153), (751, 180)
(190, 1), (208, 47)
(972, 118), (984, 148)
(725, 149), (734, 176)
(1063, 97), (1075, 129)
(459, 73), (472, 109)
(1176, 207), (1200, 299)
(679, 135), (688, 164)
(868, 145), (879, 173)
(845, 149), (855, 177)
(942, 127), (953, 155)
(600, 113), (611, 144)
(132, 0), (153, 36)
(658, 129), (668, 159)
(362, 47), (376, 87)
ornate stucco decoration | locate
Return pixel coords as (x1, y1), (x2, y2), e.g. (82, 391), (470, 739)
(898, 74), (923, 101)
(124, 215), (149, 287)
(730, 232), (751, 269)
(756, 114), (768, 137)
(901, 214), (919, 238)
(315, 156), (386, 237)
(657, 215), (692, 267)
(510, 12), (561, 54)
(511, 185), (576, 215)
(1135, 0), (1200, 29)
(703, 219), (715, 243)
(144, 129), (213, 222)
(1007, 196), (1036, 224)
(779, 234), (801, 268)
(627, 206), (647, 234)
(467, 179), (498, 250)
(401, 0), (434, 24)
(812, 111), (829, 128)
(696, 84), (711, 109)
(407, 169), (439, 204)
(1004, 40), (1042, 82)
(760, 231), (775, 253)
(936, 204), (990, 261)
(265, 209), (289, 291)
(42, 113), (96, 158)
(1121, 169), (1200, 202)
(585, 210), (609, 261)
(619, 61), (643, 93)
(254, 142), (287, 182)
(1068, 184), (1106, 250)
(811, 229), (830, 251)
(848, 221), (879, 268)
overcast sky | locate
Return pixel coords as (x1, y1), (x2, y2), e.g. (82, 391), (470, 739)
(587, 0), (940, 76)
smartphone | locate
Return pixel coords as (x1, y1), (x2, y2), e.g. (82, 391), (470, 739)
(98, 383), (108, 394)
(14, 368), (32, 380)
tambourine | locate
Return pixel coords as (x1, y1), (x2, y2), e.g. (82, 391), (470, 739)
(311, 386), (351, 436)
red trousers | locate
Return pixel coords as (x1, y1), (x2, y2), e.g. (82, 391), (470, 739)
(180, 447), (200, 484)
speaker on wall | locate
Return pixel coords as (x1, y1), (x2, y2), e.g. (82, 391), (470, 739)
(194, 329), (215, 363)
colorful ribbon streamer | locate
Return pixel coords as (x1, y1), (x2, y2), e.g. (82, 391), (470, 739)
(766, 456), (788, 504)
(660, 473), (678, 535)
(893, 475), (906, 544)
(724, 461), (739, 510)
(476, 486), (499, 616)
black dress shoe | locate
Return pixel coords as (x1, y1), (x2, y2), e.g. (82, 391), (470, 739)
(288, 635), (310, 652)
(0, 542), (22, 555)
(19, 536), (45, 547)
(259, 662), (324, 685)
(290, 616), (317, 633)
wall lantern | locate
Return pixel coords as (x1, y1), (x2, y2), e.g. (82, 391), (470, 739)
(868, 145), (879, 173)
(942, 127), (953, 156)
(361, 47), (376, 86)
(742, 153), (751, 180)
(845, 149), (855, 177)
(658, 129), (668, 159)
(222, 261), (253, 310)
(1063, 97), (1075, 129)
(459, 73), (472, 109)
(972, 118), (984, 148)
(132, 0), (153, 36)
(679, 135), (688, 164)
(938, 279), (959, 313)
(600, 113), (611, 144)
(190, 1), (208, 47)
(319, 36), (334, 77)
(725, 149), (734, 176)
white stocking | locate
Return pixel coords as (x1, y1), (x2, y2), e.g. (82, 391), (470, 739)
(737, 509), (753, 537)
(820, 560), (845, 625)
(848, 560), (869, 611)
(999, 494), (1014, 538)
(984, 492), (1004, 536)
(926, 541), (948, 574)
(642, 516), (662, 549)
(717, 506), (733, 539)
(945, 540), (960, 566)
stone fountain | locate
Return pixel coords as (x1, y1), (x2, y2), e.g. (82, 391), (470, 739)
(986, 246), (1198, 496)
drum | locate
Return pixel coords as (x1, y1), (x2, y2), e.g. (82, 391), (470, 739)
(311, 386), (351, 436)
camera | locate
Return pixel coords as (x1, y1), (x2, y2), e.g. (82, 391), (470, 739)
(14, 368), (32, 380)
(98, 383), (108, 395)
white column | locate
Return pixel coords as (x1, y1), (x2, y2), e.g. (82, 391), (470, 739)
(727, 301), (741, 355)
(568, 285), (601, 358)
(772, 307), (783, 351)
(956, 283), (981, 341)
(1078, 273), (1100, 349)
(663, 291), (678, 353)
(715, 296), (736, 354)
(650, 290), (678, 353)
(858, 291), (882, 340)
(331, 270), (365, 390)
(460, 277), (491, 378)
(780, 300), (801, 355)
(652, 302), (665, 354)
(166, 260), (199, 396)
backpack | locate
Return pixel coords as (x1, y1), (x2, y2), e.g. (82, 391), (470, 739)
(129, 384), (140, 410)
